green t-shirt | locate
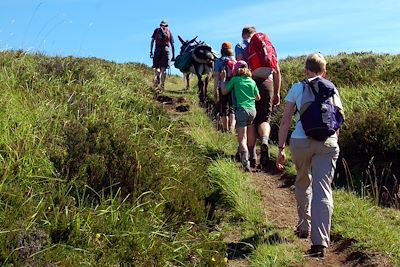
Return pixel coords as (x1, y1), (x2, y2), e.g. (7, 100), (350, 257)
(225, 76), (259, 110)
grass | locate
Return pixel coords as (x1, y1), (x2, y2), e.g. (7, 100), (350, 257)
(333, 190), (400, 265)
(1, 50), (400, 266)
(0, 51), (226, 266)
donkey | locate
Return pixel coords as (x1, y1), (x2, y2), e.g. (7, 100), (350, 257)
(176, 36), (215, 105)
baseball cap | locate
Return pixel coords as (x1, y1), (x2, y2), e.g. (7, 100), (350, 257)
(160, 20), (168, 26)
(221, 42), (232, 50)
(234, 60), (248, 72)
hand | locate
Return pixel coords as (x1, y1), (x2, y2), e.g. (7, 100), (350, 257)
(273, 93), (281, 107)
(213, 91), (219, 103)
(150, 52), (153, 58)
(276, 149), (286, 172)
(220, 70), (226, 82)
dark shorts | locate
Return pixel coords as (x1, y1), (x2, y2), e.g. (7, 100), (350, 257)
(254, 78), (274, 124)
(218, 87), (233, 116)
(152, 46), (170, 68)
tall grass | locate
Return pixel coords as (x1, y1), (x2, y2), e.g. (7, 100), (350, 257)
(0, 51), (226, 266)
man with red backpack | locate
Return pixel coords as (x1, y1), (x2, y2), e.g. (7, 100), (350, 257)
(235, 26), (282, 170)
(150, 20), (175, 92)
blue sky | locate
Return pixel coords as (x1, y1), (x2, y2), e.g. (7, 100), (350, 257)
(1, 0), (399, 75)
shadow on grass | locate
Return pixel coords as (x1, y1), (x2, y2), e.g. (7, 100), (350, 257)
(227, 228), (288, 260)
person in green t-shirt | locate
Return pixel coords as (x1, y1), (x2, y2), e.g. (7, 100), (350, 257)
(221, 60), (260, 171)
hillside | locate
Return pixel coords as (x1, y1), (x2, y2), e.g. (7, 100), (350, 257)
(0, 51), (399, 266)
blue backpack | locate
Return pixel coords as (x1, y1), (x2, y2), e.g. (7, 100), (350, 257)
(299, 77), (344, 141)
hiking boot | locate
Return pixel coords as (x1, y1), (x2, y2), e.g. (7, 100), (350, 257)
(241, 160), (252, 172)
(306, 245), (325, 258)
(249, 158), (256, 169)
(260, 144), (269, 170)
(234, 151), (241, 162)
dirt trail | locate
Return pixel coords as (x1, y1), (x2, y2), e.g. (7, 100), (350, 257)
(157, 92), (391, 267)
(227, 168), (392, 267)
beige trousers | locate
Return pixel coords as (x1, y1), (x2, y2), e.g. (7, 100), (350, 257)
(290, 136), (339, 247)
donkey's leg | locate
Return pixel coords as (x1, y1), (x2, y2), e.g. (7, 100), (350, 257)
(197, 75), (204, 104)
(185, 73), (190, 91)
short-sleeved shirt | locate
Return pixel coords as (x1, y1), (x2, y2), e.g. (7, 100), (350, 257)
(235, 40), (250, 62)
(225, 76), (259, 110)
(285, 76), (343, 139)
(151, 28), (174, 48)
(214, 56), (236, 88)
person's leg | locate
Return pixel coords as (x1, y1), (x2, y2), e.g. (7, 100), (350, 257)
(247, 124), (257, 168)
(310, 137), (339, 248)
(153, 67), (160, 85)
(160, 67), (167, 91)
(159, 49), (170, 91)
(237, 126), (249, 168)
(228, 93), (235, 132)
(290, 138), (313, 236)
(219, 90), (230, 133)
(235, 108), (250, 171)
(245, 108), (257, 168)
(254, 78), (274, 170)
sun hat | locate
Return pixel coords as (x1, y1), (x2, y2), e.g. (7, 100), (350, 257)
(160, 20), (168, 26)
(221, 42), (232, 50)
(234, 60), (248, 72)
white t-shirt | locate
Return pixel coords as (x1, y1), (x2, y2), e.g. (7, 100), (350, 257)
(284, 76), (343, 139)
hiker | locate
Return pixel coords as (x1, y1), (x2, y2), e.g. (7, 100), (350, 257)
(276, 53), (344, 258)
(234, 26), (256, 62)
(213, 42), (237, 132)
(221, 60), (260, 171)
(235, 26), (282, 170)
(150, 20), (175, 92)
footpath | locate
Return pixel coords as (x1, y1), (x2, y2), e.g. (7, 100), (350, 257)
(156, 87), (391, 267)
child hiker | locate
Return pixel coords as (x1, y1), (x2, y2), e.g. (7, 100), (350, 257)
(221, 60), (260, 171)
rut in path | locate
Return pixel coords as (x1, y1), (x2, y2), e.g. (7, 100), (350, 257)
(156, 91), (392, 267)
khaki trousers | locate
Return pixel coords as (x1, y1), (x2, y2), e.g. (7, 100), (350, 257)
(290, 136), (339, 247)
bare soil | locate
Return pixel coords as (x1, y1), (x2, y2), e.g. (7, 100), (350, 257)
(157, 92), (393, 267)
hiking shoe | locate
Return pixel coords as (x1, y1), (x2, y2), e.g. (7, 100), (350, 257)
(260, 144), (269, 170)
(294, 229), (309, 239)
(306, 245), (325, 258)
(249, 158), (256, 169)
(234, 151), (241, 162)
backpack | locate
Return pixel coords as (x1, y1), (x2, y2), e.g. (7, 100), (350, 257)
(155, 27), (170, 46)
(222, 57), (236, 82)
(247, 33), (278, 71)
(299, 77), (344, 141)
(174, 52), (192, 72)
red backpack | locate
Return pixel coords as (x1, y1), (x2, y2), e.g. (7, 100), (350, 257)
(247, 33), (278, 71)
(155, 27), (171, 46)
(222, 57), (236, 82)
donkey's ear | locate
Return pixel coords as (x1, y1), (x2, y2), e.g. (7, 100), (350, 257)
(178, 35), (185, 44)
(188, 36), (198, 44)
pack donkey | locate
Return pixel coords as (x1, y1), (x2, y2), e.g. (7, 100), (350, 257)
(174, 36), (215, 104)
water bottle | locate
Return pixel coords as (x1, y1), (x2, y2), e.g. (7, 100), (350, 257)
(321, 103), (329, 124)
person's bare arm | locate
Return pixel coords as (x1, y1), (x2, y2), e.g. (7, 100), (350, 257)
(213, 71), (220, 102)
(220, 70), (228, 95)
(273, 63), (282, 106)
(276, 101), (295, 171)
(150, 38), (154, 58)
